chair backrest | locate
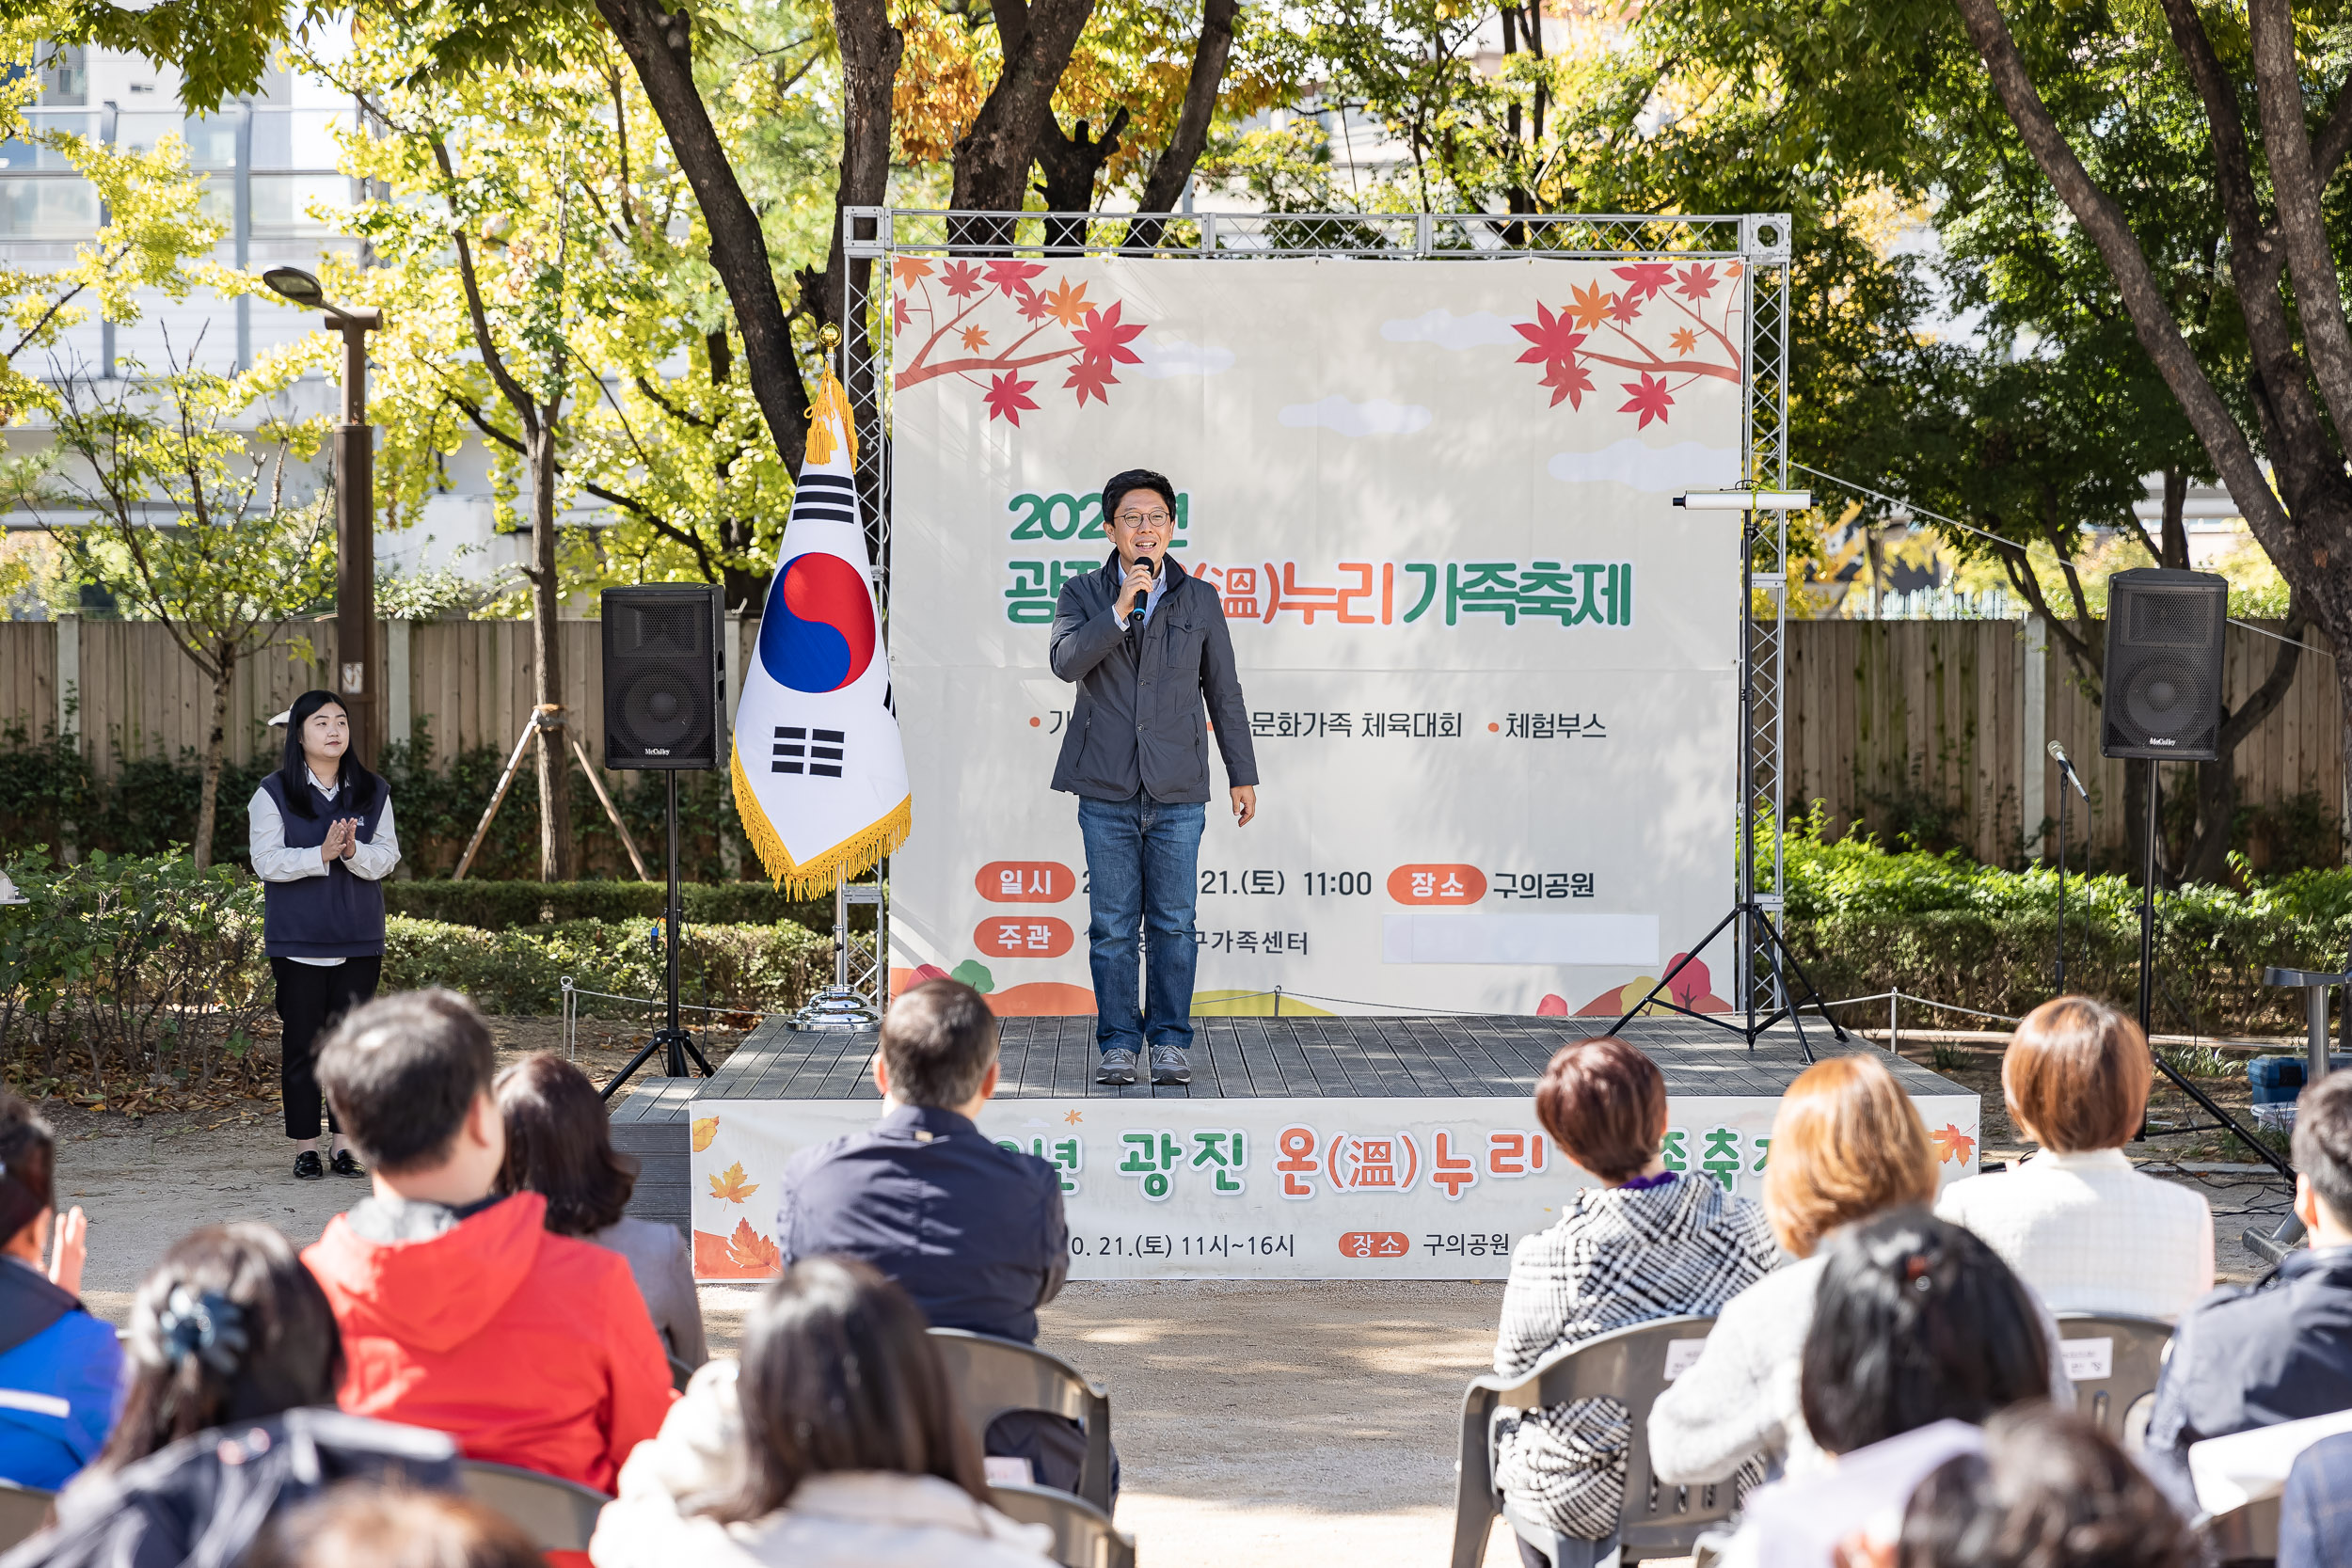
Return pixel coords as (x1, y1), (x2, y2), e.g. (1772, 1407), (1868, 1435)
(458, 1460), (612, 1551)
(1450, 1314), (1723, 1568)
(988, 1481), (1136, 1568)
(2201, 1492), (2280, 1563)
(930, 1327), (1115, 1512)
(2055, 1314), (2173, 1447)
(0, 1481), (54, 1553)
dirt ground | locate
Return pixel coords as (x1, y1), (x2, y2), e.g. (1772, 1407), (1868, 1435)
(31, 1021), (2296, 1568)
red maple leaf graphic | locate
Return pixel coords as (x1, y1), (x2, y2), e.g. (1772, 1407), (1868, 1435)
(1065, 356), (1120, 406)
(1513, 301), (1586, 369)
(892, 294), (911, 330)
(1541, 357), (1596, 408)
(1073, 300), (1146, 368)
(1619, 372), (1675, 428)
(1613, 261), (1676, 302)
(1015, 286), (1052, 324)
(984, 371), (1040, 426)
(1607, 292), (1642, 327)
(984, 259), (1047, 297)
(1675, 262), (1719, 301)
(940, 260), (984, 299)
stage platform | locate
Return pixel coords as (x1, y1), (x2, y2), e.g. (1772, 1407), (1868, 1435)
(613, 1013), (1978, 1280)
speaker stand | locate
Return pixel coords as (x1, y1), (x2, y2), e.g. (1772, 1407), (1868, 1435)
(450, 705), (649, 882)
(602, 771), (715, 1101)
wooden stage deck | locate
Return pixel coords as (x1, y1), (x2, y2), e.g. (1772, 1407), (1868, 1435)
(610, 1013), (1966, 1237)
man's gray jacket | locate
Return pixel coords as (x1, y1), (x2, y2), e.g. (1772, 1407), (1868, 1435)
(1049, 551), (1258, 802)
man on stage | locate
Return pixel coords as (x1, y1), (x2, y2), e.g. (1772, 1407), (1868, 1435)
(1050, 468), (1258, 1085)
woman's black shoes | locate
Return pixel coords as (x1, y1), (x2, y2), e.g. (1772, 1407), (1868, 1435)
(294, 1150), (325, 1180)
(330, 1149), (366, 1179)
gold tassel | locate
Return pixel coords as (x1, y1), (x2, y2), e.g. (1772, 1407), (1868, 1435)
(731, 745), (908, 897)
(801, 372), (859, 470)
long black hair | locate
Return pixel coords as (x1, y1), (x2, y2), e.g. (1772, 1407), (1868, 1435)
(707, 1257), (987, 1523)
(492, 1053), (639, 1237)
(1801, 1208), (2050, 1455)
(96, 1223), (345, 1473)
(278, 689), (381, 820)
(0, 1091), (56, 1249)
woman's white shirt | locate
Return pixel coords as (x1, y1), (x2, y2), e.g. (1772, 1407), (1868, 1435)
(1934, 1147), (2215, 1320)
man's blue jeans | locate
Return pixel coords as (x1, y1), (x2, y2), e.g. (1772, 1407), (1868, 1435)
(1076, 791), (1205, 1054)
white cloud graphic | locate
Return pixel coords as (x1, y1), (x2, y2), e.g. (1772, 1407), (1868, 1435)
(1379, 308), (1531, 351)
(1133, 332), (1236, 379)
(1279, 395), (1434, 438)
(1547, 439), (1740, 493)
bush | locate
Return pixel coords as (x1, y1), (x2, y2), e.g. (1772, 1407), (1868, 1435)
(0, 847), (273, 1104)
(384, 879), (834, 932)
(1778, 806), (2352, 1036)
(383, 915), (832, 1019)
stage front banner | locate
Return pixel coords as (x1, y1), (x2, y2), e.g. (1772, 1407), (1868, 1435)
(889, 256), (1748, 1019)
(691, 1093), (1982, 1281)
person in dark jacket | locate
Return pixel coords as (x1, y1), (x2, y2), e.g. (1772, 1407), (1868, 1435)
(3, 1220), (464, 1568)
(2280, 1428), (2352, 1568)
(2144, 1066), (2352, 1499)
(775, 978), (1108, 1496)
(1048, 467), (1258, 1087)
(0, 1096), (118, 1491)
(248, 689), (400, 1181)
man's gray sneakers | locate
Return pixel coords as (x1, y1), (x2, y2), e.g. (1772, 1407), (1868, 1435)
(1150, 1044), (1192, 1085)
(1097, 1047), (1139, 1085)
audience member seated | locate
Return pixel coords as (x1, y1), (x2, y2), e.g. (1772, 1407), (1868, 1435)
(0, 1094), (118, 1491)
(493, 1053), (706, 1369)
(1490, 1037), (1779, 1568)
(2280, 1428), (2352, 1568)
(246, 1482), (542, 1568)
(17, 1223), (466, 1568)
(2143, 1064), (2352, 1500)
(1935, 996), (2213, 1319)
(588, 1256), (1056, 1568)
(1650, 1053), (1940, 1487)
(772, 979), (1091, 1494)
(1892, 1404), (2198, 1568)
(301, 990), (674, 1492)
(1715, 1210), (2054, 1568)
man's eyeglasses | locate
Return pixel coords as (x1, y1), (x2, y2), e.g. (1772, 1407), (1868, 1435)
(1114, 510), (1172, 529)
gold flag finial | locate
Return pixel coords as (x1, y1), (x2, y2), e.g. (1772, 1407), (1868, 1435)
(819, 324), (841, 349)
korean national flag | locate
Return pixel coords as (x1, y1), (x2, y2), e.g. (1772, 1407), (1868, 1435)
(730, 371), (911, 894)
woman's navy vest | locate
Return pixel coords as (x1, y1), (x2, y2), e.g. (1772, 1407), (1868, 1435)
(257, 771), (389, 958)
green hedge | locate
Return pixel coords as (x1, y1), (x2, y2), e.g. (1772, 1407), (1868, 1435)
(384, 879), (834, 932)
(1779, 808), (2352, 1036)
(381, 915), (832, 1018)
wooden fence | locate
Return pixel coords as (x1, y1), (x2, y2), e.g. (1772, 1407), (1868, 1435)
(4, 614), (2343, 866)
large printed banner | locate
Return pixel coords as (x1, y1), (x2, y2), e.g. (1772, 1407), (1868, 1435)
(888, 256), (1749, 1017)
(691, 1093), (1983, 1281)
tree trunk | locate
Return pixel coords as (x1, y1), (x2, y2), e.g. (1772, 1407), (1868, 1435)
(949, 0), (1099, 240)
(1036, 108), (1127, 250)
(193, 644), (233, 872)
(530, 420), (574, 882)
(1126, 0), (1240, 250)
(2160, 467), (2190, 568)
(596, 0), (812, 476)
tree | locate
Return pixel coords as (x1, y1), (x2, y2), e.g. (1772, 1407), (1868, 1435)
(31, 349), (337, 868)
(1937, 0), (2352, 874)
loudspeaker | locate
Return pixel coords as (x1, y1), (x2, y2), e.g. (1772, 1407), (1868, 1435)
(602, 585), (726, 769)
(2100, 567), (2228, 762)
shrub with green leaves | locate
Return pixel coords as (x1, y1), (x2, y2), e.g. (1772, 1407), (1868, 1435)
(384, 879), (834, 932)
(0, 847), (272, 1102)
(382, 915), (831, 1018)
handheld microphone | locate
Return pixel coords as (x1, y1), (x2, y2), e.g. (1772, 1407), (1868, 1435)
(1127, 550), (1161, 630)
(2048, 740), (2090, 800)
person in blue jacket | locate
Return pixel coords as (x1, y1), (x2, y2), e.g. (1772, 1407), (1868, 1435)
(0, 1092), (121, 1488)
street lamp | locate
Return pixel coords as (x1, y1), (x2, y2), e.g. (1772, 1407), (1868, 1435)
(263, 267), (386, 757)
